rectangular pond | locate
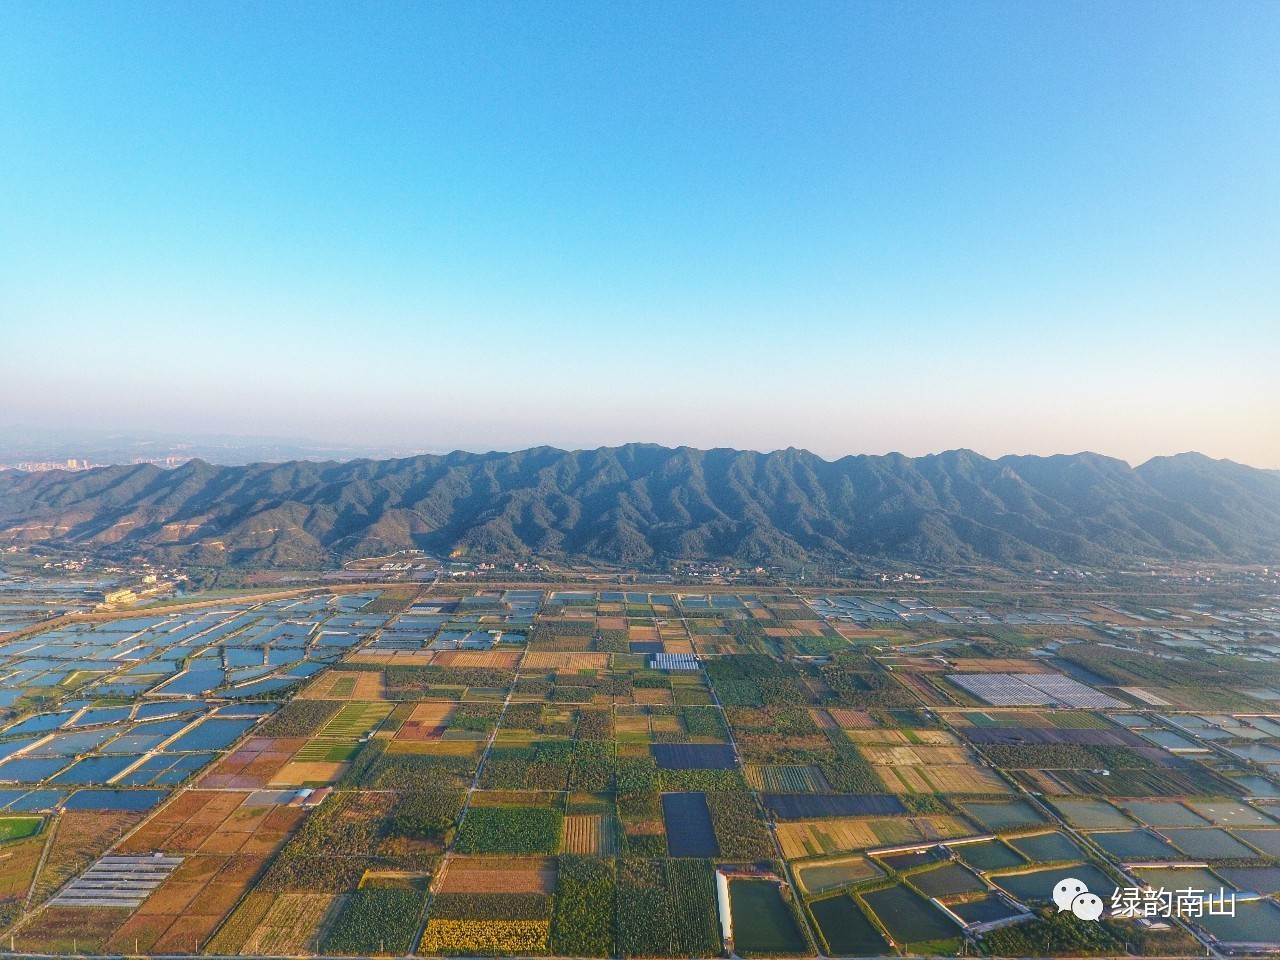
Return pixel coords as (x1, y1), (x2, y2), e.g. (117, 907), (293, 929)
(728, 879), (807, 955)
(861, 884), (958, 947)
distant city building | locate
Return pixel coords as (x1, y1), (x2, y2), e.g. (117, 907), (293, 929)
(14, 459), (95, 472)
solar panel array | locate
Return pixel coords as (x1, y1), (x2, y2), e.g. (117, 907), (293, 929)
(949, 672), (1123, 709)
(949, 673), (1053, 706)
(51, 854), (184, 908)
(1024, 673), (1124, 708)
(650, 653), (699, 671)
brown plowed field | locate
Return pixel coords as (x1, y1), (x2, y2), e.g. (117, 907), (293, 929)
(118, 791), (302, 856)
(396, 702), (457, 740)
(439, 856), (556, 894)
(200, 737), (305, 789)
(826, 708), (877, 729)
(434, 650), (522, 670)
(562, 814), (617, 855)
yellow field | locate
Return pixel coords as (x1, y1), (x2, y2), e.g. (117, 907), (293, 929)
(845, 729), (959, 746)
(522, 652), (610, 671)
(884, 656), (945, 673)
(851, 740), (1009, 794)
(413, 702), (457, 722)
(776, 815), (974, 859)
(385, 739), (481, 756)
(879, 764), (1010, 794)
(434, 650), (522, 670)
(857, 744), (971, 765)
(420, 919), (550, 956)
(269, 760), (347, 786)
(300, 670), (386, 700)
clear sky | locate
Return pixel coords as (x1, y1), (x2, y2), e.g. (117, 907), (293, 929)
(2, 1), (1278, 466)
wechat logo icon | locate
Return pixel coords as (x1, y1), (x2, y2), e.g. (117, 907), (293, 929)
(1053, 878), (1104, 921)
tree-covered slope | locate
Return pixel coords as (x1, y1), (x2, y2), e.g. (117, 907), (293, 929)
(0, 445), (1277, 569)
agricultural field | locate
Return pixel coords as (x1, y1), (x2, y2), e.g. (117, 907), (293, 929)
(3, 581), (1280, 955)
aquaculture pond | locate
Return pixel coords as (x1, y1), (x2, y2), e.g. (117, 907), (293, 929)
(1049, 798), (1133, 829)
(959, 799), (1044, 830)
(61, 788), (166, 811)
(1235, 829), (1280, 857)
(860, 884), (958, 947)
(993, 864), (1116, 905)
(953, 839), (1025, 872)
(1086, 829), (1180, 861)
(49, 754), (139, 785)
(1134, 866), (1225, 898)
(0, 789), (67, 812)
(909, 862), (986, 899)
(1122, 800), (1212, 827)
(1009, 831), (1085, 863)
(876, 845), (949, 872)
(1195, 897), (1280, 945)
(728, 879), (807, 955)
(1217, 866), (1280, 895)
(1234, 775), (1280, 798)
(948, 895), (1023, 925)
(1188, 801), (1277, 827)
(794, 856), (882, 896)
(1164, 828), (1259, 860)
(808, 894), (888, 956)
(165, 717), (257, 752)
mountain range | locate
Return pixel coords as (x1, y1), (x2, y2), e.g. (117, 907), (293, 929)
(1, 445), (1278, 570)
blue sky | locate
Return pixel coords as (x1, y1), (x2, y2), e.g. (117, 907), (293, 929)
(2, 1), (1278, 465)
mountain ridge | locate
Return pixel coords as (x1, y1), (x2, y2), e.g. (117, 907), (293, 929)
(1, 444), (1277, 570)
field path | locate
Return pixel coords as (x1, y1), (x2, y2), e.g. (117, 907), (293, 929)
(409, 640), (524, 956)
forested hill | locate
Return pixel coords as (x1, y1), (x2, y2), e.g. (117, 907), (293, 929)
(1, 445), (1278, 570)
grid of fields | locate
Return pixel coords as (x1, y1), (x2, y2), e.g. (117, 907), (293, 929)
(3, 584), (1280, 955)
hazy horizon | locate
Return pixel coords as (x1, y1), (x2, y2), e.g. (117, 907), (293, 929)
(0, 424), (1274, 473)
(3, 3), (1278, 468)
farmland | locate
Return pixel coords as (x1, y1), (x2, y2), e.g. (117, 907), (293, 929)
(1, 581), (1280, 956)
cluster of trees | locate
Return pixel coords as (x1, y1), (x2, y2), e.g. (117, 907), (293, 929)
(615, 858), (720, 957)
(550, 856), (616, 957)
(256, 698), (339, 737)
(569, 740), (616, 791)
(454, 806), (562, 854)
(385, 665), (509, 694)
(480, 742), (575, 790)
(322, 889), (426, 955)
(705, 791), (773, 860)
(981, 743), (1153, 769)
